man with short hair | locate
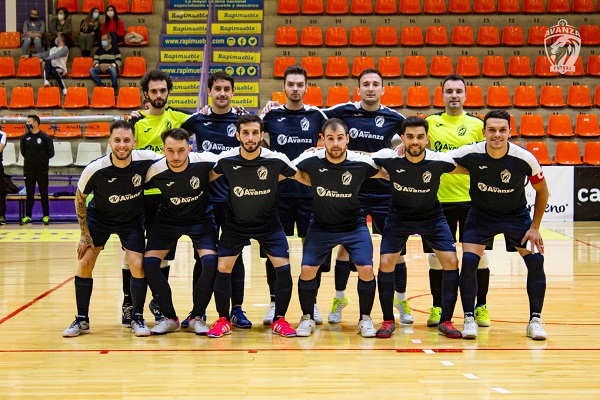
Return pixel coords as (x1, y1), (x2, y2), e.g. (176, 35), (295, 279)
(449, 109), (549, 340)
(62, 120), (158, 337)
(89, 33), (122, 95)
(22, 8), (45, 55)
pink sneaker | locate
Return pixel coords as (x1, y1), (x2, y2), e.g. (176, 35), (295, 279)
(207, 317), (232, 338)
(271, 318), (297, 337)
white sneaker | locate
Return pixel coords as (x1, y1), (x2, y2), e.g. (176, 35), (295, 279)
(358, 315), (377, 338)
(394, 298), (414, 324)
(189, 316), (209, 335)
(313, 304), (324, 325)
(328, 296), (349, 324)
(263, 302), (275, 325)
(526, 317), (547, 340)
(43, 80), (50, 87)
(62, 318), (90, 337)
(131, 319), (151, 337)
(296, 314), (316, 337)
(462, 316), (478, 339)
(150, 318), (180, 335)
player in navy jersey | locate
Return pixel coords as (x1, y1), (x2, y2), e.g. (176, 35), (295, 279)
(447, 109), (549, 340)
(139, 128), (219, 335)
(207, 114), (298, 338)
(260, 65), (328, 325)
(292, 118), (389, 337)
(180, 71), (253, 330)
(62, 120), (159, 337)
(322, 69), (409, 325)
(372, 116), (467, 339)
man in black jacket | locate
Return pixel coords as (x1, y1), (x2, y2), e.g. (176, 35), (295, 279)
(19, 115), (54, 225)
(0, 129), (7, 225)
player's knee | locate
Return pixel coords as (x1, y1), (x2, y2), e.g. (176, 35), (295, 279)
(356, 265), (374, 281)
(379, 254), (396, 272)
(77, 259), (94, 276)
(478, 251), (490, 270)
(160, 259), (169, 268)
(428, 253), (443, 270)
(300, 265), (318, 280)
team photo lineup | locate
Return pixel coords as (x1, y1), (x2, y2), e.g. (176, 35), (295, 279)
(63, 66), (550, 342)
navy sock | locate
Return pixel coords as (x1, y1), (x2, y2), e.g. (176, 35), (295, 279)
(231, 255), (245, 308)
(357, 278), (376, 318)
(142, 257), (177, 319)
(298, 276), (318, 319)
(265, 258), (276, 300)
(122, 269), (131, 305)
(429, 268), (443, 307)
(130, 276), (148, 318)
(459, 252), (480, 318)
(273, 264), (292, 322)
(314, 268), (322, 300)
(74, 276), (93, 318)
(213, 271), (232, 319)
(377, 271), (395, 321)
(192, 259), (202, 290)
(441, 269), (459, 322)
(476, 268), (490, 306)
(523, 253), (546, 319)
(394, 262), (407, 293)
(334, 260), (352, 291)
(191, 254), (218, 318)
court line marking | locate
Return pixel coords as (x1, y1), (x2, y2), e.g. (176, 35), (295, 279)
(491, 387), (512, 394)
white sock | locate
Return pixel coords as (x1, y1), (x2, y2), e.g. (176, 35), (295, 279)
(395, 292), (406, 301)
(335, 290), (346, 300)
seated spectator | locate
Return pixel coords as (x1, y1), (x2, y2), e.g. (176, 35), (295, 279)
(47, 7), (73, 45)
(27, 33), (73, 95)
(102, 5), (125, 46)
(21, 8), (45, 56)
(89, 34), (122, 95)
(78, 8), (101, 57)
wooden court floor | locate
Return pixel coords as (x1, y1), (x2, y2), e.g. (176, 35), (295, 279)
(0, 222), (599, 399)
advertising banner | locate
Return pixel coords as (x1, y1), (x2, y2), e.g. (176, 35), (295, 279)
(167, 9), (263, 21)
(525, 165), (574, 222)
(169, 0), (263, 9)
(165, 23), (262, 35)
(171, 81), (259, 94)
(574, 166), (600, 221)
(161, 35), (261, 48)
(159, 64), (260, 77)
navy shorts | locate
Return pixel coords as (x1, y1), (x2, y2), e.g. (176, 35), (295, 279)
(302, 223), (373, 267)
(462, 208), (531, 252)
(358, 192), (392, 235)
(275, 195), (313, 238)
(219, 221), (290, 259)
(380, 214), (456, 255)
(88, 216), (146, 254)
(146, 220), (218, 252)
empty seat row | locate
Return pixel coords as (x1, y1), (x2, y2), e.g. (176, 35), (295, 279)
(56, 0), (153, 14)
(515, 113), (600, 138)
(1, 141), (105, 167)
(276, 24), (600, 47)
(0, 86), (142, 110)
(1, 114), (112, 139)
(526, 141), (600, 166)
(278, 0), (600, 15)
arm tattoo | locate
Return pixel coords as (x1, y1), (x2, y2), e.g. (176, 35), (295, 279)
(75, 189), (90, 237)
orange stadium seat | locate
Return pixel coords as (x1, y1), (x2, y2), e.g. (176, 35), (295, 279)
(57, 0), (79, 13)
(326, 0), (349, 14)
(0, 32), (20, 48)
(509, 114), (517, 137)
(573, 0), (596, 12)
(0, 56), (15, 78)
(35, 86), (61, 108)
(473, 0), (496, 12)
(400, 26), (424, 46)
(567, 85), (593, 108)
(56, 119), (83, 138)
(1, 119), (26, 137)
(124, 26), (149, 46)
(540, 86), (566, 107)
(351, 0), (374, 14)
(69, 57), (93, 78)
(350, 26), (373, 46)
(111, 0), (130, 13)
(555, 142), (582, 165)
(375, 26), (399, 46)
(534, 56), (559, 77)
(381, 85), (404, 108)
(406, 86), (430, 107)
(81, 0), (105, 13)
(131, 0), (154, 13)
(274, 56), (296, 78)
(426, 26), (449, 45)
(325, 27), (348, 46)
(430, 56), (453, 77)
(464, 86), (484, 108)
(548, 114), (574, 137)
(583, 142), (600, 165)
(271, 91), (286, 103)
(304, 86), (323, 107)
(486, 86), (512, 107)
(520, 114), (546, 137)
(84, 122), (110, 138)
(548, 0), (571, 12)
(595, 86), (600, 107)
(523, 0), (546, 12)
(403, 56), (428, 77)
(278, 0), (300, 14)
(300, 26), (323, 46)
(433, 86), (444, 107)
(508, 56), (532, 77)
(498, 0), (521, 12)
(575, 114), (600, 137)
(63, 87), (89, 109)
(563, 56), (585, 77)
(91, 86), (116, 109)
(482, 56), (507, 77)
(326, 56), (350, 77)
(352, 56), (375, 77)
(378, 56), (402, 77)
(0, 87), (7, 108)
(513, 86), (539, 107)
(477, 26), (501, 46)
(117, 87), (142, 109)
(587, 55), (600, 76)
(121, 56), (147, 78)
(502, 26), (525, 46)
(424, 0), (447, 13)
(451, 26), (475, 46)
(16, 57), (41, 78)
(9, 87), (34, 109)
(326, 86), (350, 106)
(449, 0), (472, 13)
(275, 26), (298, 46)
(375, 0), (398, 14)
(456, 56), (480, 77)
(399, 0), (423, 13)
(302, 0), (325, 13)
(301, 56), (324, 77)
(526, 142), (553, 165)
(353, 86), (361, 102)
(580, 25), (600, 46)
(528, 26), (549, 45)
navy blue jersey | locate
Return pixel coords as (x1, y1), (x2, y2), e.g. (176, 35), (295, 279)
(448, 142), (543, 218)
(372, 148), (456, 220)
(294, 149), (379, 232)
(213, 147), (297, 232)
(78, 150), (158, 225)
(182, 108), (241, 203)
(324, 102), (405, 193)
(145, 152), (218, 225)
(262, 104), (328, 197)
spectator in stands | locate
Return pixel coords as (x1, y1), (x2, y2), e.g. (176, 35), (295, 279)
(47, 7), (73, 46)
(102, 5), (125, 46)
(0, 129), (7, 225)
(27, 33), (73, 95)
(19, 115), (55, 226)
(89, 33), (122, 96)
(21, 8), (45, 56)
(78, 8), (102, 57)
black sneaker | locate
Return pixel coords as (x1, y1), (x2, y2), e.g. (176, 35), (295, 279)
(149, 299), (165, 322)
(121, 304), (133, 327)
(0, 216), (6, 225)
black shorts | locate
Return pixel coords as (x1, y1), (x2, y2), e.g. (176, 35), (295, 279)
(275, 195), (313, 238)
(88, 216), (145, 254)
(146, 220), (218, 253)
(358, 192), (392, 235)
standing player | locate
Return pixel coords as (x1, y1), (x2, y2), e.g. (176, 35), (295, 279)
(292, 118), (386, 338)
(261, 65), (328, 325)
(139, 128), (219, 335)
(449, 109), (549, 340)
(207, 114), (298, 338)
(62, 120), (158, 337)
(372, 116), (466, 339)
(181, 71), (252, 329)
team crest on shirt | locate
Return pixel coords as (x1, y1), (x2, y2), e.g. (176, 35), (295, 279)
(300, 117), (310, 131)
(375, 116), (385, 128)
(500, 169), (511, 183)
(227, 124), (237, 137)
(132, 174), (142, 187)
(341, 171), (352, 185)
(166, 122), (172, 129)
(458, 126), (467, 136)
(190, 176), (200, 190)
(422, 171), (432, 183)
(257, 166), (268, 180)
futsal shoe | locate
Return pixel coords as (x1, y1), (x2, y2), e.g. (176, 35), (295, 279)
(271, 318), (297, 337)
(296, 315), (316, 337)
(148, 299), (165, 322)
(438, 321), (462, 339)
(150, 318), (180, 335)
(526, 317), (548, 340)
(189, 316), (210, 335)
(376, 320), (396, 338)
(462, 316), (478, 339)
(328, 296), (349, 324)
(230, 307), (252, 328)
(427, 306), (442, 327)
(263, 302), (275, 325)
(207, 317), (233, 338)
(62, 317), (90, 337)
(121, 304), (133, 327)
(358, 315), (377, 338)
(131, 319), (151, 337)
(474, 304), (491, 327)
(394, 298), (414, 324)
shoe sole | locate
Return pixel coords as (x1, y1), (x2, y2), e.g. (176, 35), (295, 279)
(527, 334), (547, 341)
(328, 315), (342, 324)
(427, 320), (440, 327)
(207, 330), (232, 338)
(462, 332), (478, 339)
(232, 322), (252, 329)
(359, 332), (377, 338)
(150, 328), (181, 335)
(122, 322), (132, 328)
(296, 332), (313, 337)
(134, 330), (151, 337)
(438, 331), (462, 339)
(62, 330), (90, 337)
(476, 321), (491, 327)
(272, 330), (297, 337)
(376, 331), (394, 338)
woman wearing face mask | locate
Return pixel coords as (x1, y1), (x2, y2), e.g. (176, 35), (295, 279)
(47, 7), (73, 46)
(26, 33), (73, 95)
(102, 5), (125, 46)
(78, 8), (102, 57)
